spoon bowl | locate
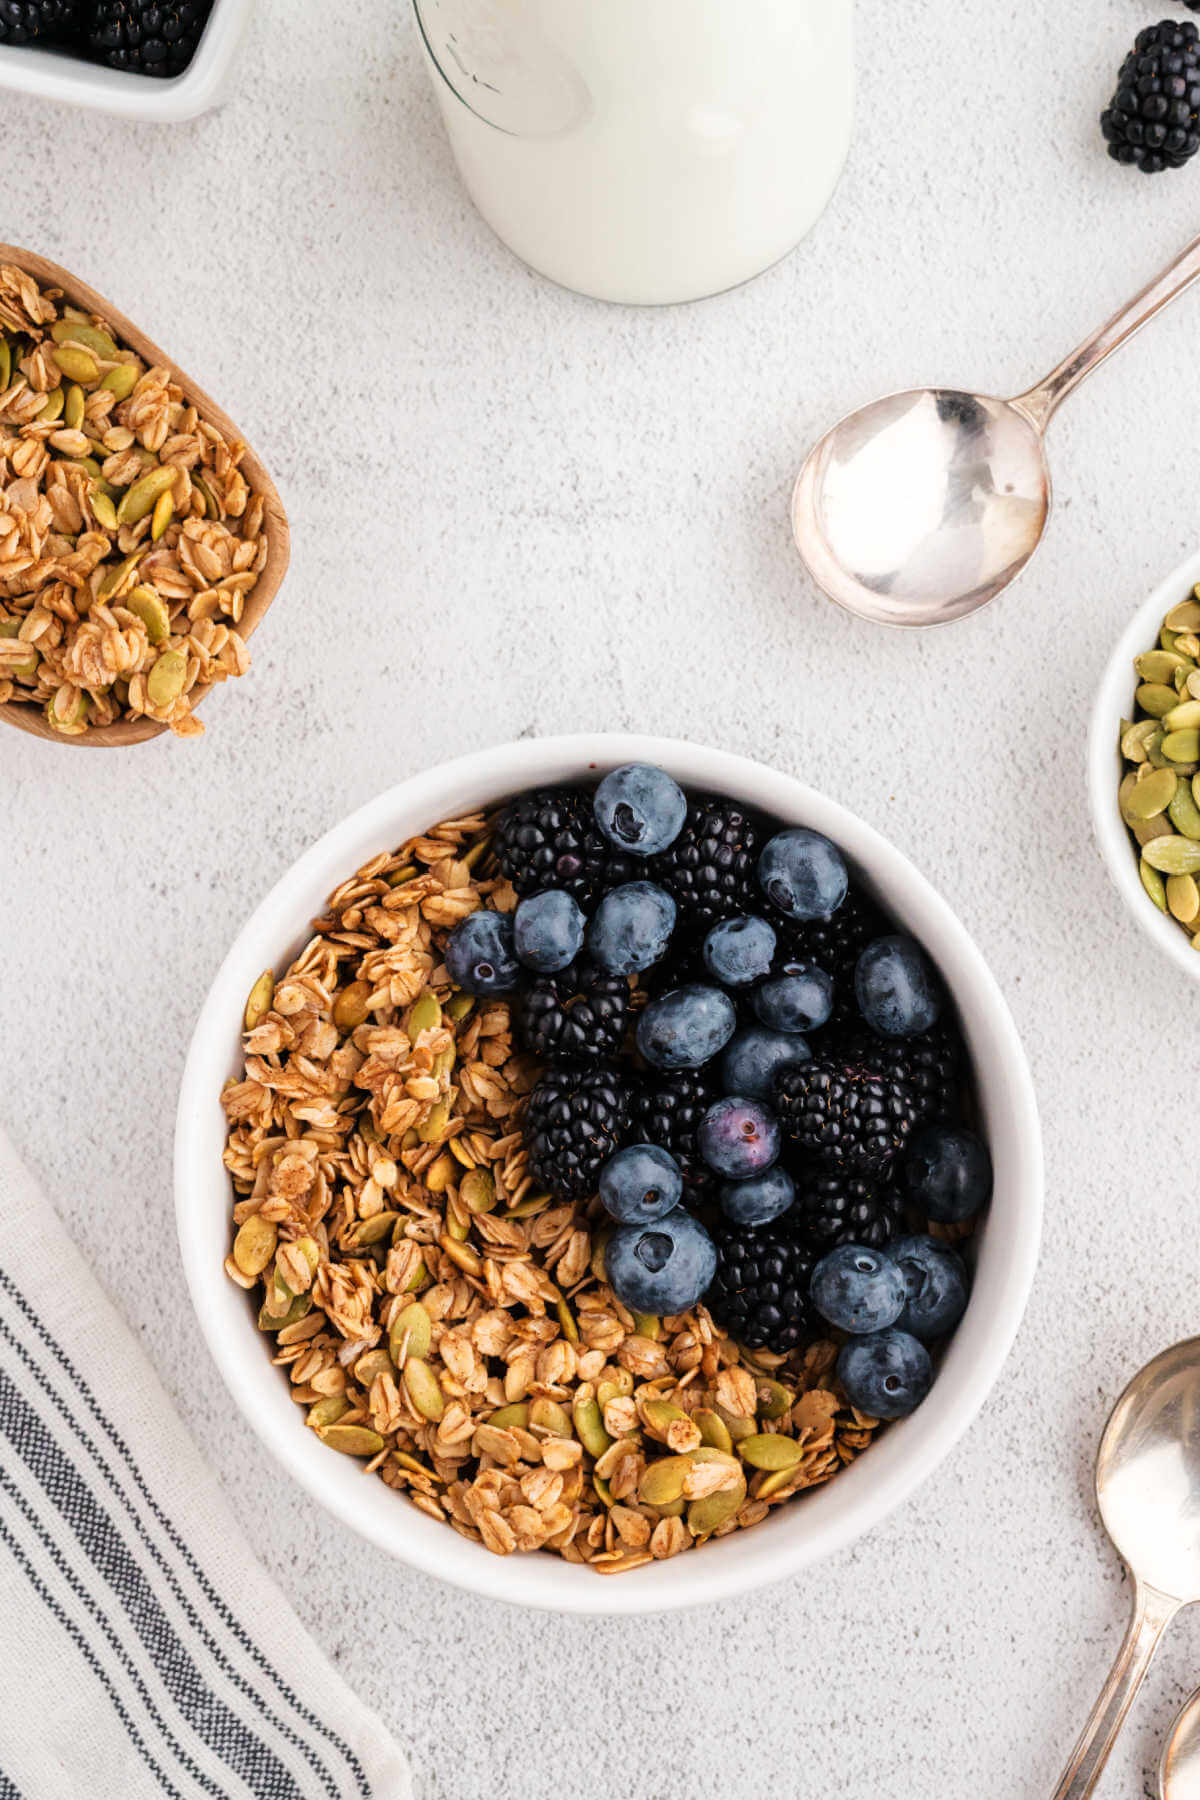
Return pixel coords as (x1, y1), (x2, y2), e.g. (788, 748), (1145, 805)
(791, 387), (1049, 627)
(0, 244), (290, 748)
(1053, 1338), (1200, 1800)
(1162, 1687), (1200, 1799)
(793, 231), (1200, 628)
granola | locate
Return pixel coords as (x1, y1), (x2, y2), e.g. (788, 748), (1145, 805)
(0, 261), (267, 737)
(220, 812), (882, 1572)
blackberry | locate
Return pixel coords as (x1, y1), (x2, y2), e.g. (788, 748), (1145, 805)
(524, 1062), (633, 1202)
(630, 1067), (721, 1200)
(775, 1058), (921, 1175)
(706, 1220), (817, 1354)
(518, 959), (629, 1062)
(650, 795), (761, 929)
(0, 0), (77, 41)
(793, 1168), (905, 1250)
(834, 1023), (962, 1126)
(1101, 21), (1200, 173)
(494, 787), (633, 906)
(86, 0), (212, 72)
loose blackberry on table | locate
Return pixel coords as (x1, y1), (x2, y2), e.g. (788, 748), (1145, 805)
(1100, 20), (1200, 174)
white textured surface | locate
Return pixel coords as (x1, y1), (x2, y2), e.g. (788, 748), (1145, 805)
(3, 3), (1200, 1795)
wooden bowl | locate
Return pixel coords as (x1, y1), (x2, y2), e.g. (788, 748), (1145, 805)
(0, 244), (290, 747)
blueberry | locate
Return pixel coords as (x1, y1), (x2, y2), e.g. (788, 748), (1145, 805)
(720, 1165), (795, 1228)
(594, 763), (687, 857)
(599, 1144), (683, 1225)
(752, 962), (834, 1034)
(605, 1209), (717, 1315)
(636, 985), (737, 1071)
(901, 1124), (992, 1223)
(587, 881), (676, 976)
(444, 910), (521, 996)
(720, 1027), (811, 1101)
(757, 828), (848, 921)
(855, 935), (943, 1037)
(892, 1235), (969, 1341)
(702, 915), (776, 988)
(512, 890), (585, 974)
(698, 1096), (780, 1180)
(836, 1329), (933, 1419)
(810, 1244), (907, 1334)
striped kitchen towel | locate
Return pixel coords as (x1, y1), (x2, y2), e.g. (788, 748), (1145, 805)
(0, 1125), (411, 1800)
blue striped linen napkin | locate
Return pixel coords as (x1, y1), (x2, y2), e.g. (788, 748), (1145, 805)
(0, 1124), (411, 1800)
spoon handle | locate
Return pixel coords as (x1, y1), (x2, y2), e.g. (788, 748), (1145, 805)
(1017, 231), (1200, 431)
(1052, 1581), (1179, 1800)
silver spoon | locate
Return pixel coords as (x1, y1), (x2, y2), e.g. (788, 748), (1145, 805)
(792, 231), (1200, 628)
(1162, 1687), (1200, 1798)
(1052, 1338), (1200, 1800)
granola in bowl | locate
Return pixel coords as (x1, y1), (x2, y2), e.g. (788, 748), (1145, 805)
(220, 777), (990, 1575)
(0, 258), (272, 738)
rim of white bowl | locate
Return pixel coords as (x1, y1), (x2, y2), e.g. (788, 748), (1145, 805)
(176, 734), (1043, 1615)
(1088, 548), (1200, 984)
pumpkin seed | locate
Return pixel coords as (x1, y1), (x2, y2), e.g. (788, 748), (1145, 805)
(51, 318), (118, 359)
(125, 584), (170, 645)
(46, 684), (87, 731)
(460, 1167), (495, 1213)
(739, 1433), (806, 1472)
(529, 1398), (572, 1437)
(117, 463), (176, 527)
(1122, 719), (1159, 762)
(556, 1296), (579, 1344)
(319, 1424), (385, 1458)
(355, 1347), (396, 1386)
(1167, 598), (1200, 632)
(389, 1300), (432, 1363)
(91, 490), (118, 532)
(333, 979), (372, 1030)
(638, 1454), (693, 1506)
(151, 490), (174, 541)
(1137, 649), (1193, 684)
(687, 1476), (746, 1536)
(61, 381), (84, 432)
(232, 1213), (277, 1277)
(101, 362), (138, 401)
(407, 991), (442, 1036)
(1165, 699), (1200, 732)
(1140, 859), (1168, 911)
(348, 1211), (398, 1247)
(694, 1408), (733, 1452)
(1143, 835), (1200, 875)
(38, 386), (64, 423)
(51, 343), (98, 384)
(0, 619), (37, 678)
(258, 1291), (310, 1332)
(308, 1397), (350, 1431)
(488, 1403), (530, 1431)
(755, 1466), (801, 1500)
(1164, 728), (1200, 763)
(1167, 873), (1200, 924)
(96, 551), (143, 601)
(0, 337), (9, 388)
(446, 992), (475, 1022)
(1168, 779), (1200, 840)
(147, 649), (187, 708)
(754, 1378), (795, 1420)
(404, 1358), (445, 1421)
(573, 1397), (613, 1459)
(641, 1399), (691, 1440)
(418, 1098), (451, 1144)
(244, 969), (274, 1029)
(1125, 766), (1177, 819)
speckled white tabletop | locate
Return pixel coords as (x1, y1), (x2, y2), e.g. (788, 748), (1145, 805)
(4, 3), (1200, 1795)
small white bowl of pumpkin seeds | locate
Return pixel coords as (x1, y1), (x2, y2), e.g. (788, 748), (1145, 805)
(1090, 548), (1200, 977)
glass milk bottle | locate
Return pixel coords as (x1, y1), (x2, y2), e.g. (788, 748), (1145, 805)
(414, 0), (854, 305)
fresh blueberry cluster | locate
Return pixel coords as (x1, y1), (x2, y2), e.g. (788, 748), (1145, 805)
(444, 764), (993, 1425)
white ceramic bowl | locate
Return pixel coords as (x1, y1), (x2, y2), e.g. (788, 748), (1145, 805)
(1088, 548), (1200, 983)
(176, 734), (1042, 1614)
(0, 0), (250, 120)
